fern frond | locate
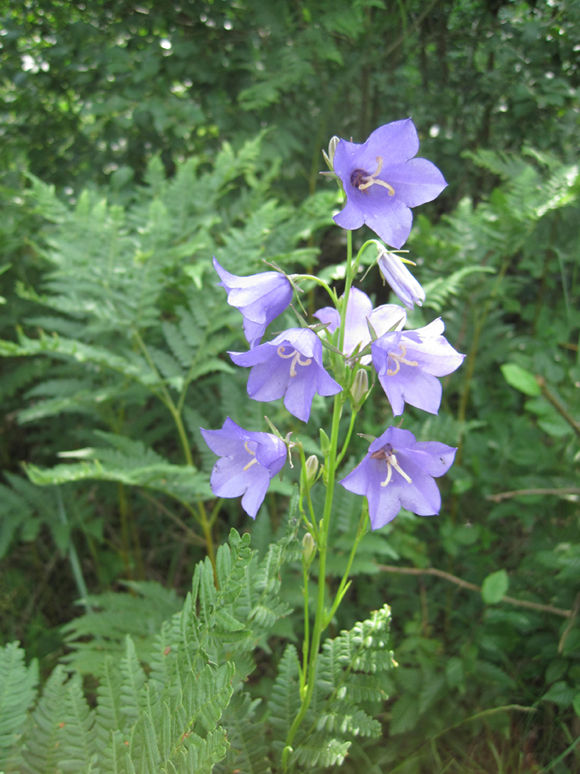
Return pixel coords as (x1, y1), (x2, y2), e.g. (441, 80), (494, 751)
(423, 266), (496, 312)
(58, 673), (96, 773)
(289, 734), (350, 769)
(0, 642), (38, 770)
(20, 665), (68, 774)
(218, 694), (272, 774)
(267, 645), (301, 743)
(94, 658), (126, 771)
(119, 637), (147, 728)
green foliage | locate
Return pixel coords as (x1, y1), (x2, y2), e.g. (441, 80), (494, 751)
(0, 530), (397, 773)
(0, 642), (38, 770)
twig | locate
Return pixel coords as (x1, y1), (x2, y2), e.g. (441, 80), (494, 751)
(377, 564), (572, 618)
(486, 487), (580, 503)
(559, 593), (580, 653)
(536, 375), (580, 438)
(139, 491), (206, 546)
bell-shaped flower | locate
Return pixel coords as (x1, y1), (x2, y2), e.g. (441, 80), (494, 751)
(340, 426), (456, 529)
(213, 257), (293, 347)
(378, 250), (425, 310)
(229, 328), (342, 422)
(200, 417), (287, 519)
(332, 119), (447, 249)
(371, 319), (464, 416)
(314, 288), (406, 364)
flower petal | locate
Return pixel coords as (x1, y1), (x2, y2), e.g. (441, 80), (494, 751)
(333, 198), (365, 232)
(384, 158), (448, 207)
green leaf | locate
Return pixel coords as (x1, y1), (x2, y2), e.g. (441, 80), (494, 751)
(481, 569), (509, 604)
(500, 363), (541, 396)
(542, 681), (576, 708)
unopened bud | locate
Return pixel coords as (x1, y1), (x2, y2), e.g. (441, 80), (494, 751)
(322, 136), (340, 171)
(319, 428), (331, 457)
(302, 532), (316, 564)
(304, 455), (319, 486)
(377, 248), (425, 311)
(351, 369), (369, 407)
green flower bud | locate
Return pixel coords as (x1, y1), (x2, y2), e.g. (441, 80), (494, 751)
(302, 532), (316, 564)
(351, 369), (369, 407)
(322, 136), (340, 171)
(304, 455), (319, 486)
(320, 428), (331, 457)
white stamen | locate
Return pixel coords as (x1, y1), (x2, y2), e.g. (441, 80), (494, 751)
(386, 342), (419, 376)
(358, 156), (395, 196)
(277, 345), (312, 377)
(380, 452), (412, 487)
(243, 440), (258, 471)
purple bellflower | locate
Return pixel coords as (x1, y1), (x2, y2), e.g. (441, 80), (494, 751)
(332, 119), (447, 249)
(213, 257), (293, 347)
(340, 426), (456, 529)
(229, 328), (342, 422)
(378, 250), (425, 310)
(314, 287), (406, 364)
(371, 319), (464, 416)
(200, 417), (287, 519)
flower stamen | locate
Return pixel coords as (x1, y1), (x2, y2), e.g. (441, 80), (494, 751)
(243, 440), (259, 470)
(357, 156), (395, 196)
(386, 343), (419, 376)
(371, 444), (413, 487)
(277, 346), (313, 377)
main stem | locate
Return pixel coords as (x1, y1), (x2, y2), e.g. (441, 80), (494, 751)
(283, 231), (354, 763)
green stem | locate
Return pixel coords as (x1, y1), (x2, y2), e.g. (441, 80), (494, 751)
(290, 274), (338, 305)
(56, 489), (92, 613)
(336, 407), (358, 467)
(324, 504), (368, 628)
(301, 560), (310, 696)
(283, 231), (355, 767)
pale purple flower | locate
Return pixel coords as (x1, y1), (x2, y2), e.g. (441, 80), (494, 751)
(340, 426), (456, 529)
(213, 257), (293, 347)
(314, 287), (406, 364)
(332, 119), (447, 249)
(200, 417), (286, 519)
(229, 328), (341, 422)
(378, 250), (425, 310)
(371, 319), (464, 416)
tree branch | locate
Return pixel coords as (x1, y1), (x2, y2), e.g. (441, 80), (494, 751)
(377, 564), (572, 618)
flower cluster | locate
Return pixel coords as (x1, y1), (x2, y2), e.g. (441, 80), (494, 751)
(202, 119), (462, 526)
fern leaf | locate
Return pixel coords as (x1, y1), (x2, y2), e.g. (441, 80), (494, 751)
(58, 673), (96, 773)
(289, 734), (350, 769)
(119, 637), (147, 727)
(162, 321), (195, 369)
(0, 642), (38, 769)
(20, 665), (68, 774)
(267, 645), (301, 743)
(423, 266), (496, 312)
(218, 694), (272, 774)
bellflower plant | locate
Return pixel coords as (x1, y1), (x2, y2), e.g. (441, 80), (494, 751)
(340, 427), (457, 529)
(314, 287), (406, 363)
(229, 328), (342, 422)
(332, 118), (447, 249)
(213, 257), (293, 346)
(200, 418), (287, 518)
(200, 120), (461, 764)
(371, 319), (465, 415)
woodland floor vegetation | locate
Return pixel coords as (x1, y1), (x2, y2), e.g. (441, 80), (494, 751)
(0, 0), (580, 772)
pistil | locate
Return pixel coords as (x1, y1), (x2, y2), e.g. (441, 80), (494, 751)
(370, 444), (413, 487)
